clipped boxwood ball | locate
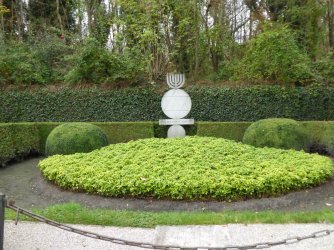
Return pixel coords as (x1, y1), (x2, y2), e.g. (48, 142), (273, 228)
(45, 123), (109, 156)
(243, 118), (307, 150)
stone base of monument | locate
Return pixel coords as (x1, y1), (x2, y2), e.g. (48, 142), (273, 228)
(167, 125), (185, 138)
(159, 119), (194, 138)
(159, 119), (194, 126)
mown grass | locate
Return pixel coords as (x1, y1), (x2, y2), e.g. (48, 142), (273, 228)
(5, 203), (334, 228)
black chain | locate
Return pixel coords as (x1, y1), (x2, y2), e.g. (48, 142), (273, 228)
(6, 201), (334, 250)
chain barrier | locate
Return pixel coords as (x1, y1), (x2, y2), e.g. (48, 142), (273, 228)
(4, 200), (334, 250)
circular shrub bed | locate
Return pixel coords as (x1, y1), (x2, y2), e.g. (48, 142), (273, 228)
(39, 137), (333, 200)
(45, 123), (109, 156)
(243, 118), (307, 150)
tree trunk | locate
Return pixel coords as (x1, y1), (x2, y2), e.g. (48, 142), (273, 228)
(85, 0), (93, 35)
(328, 0), (334, 48)
(18, 0), (24, 40)
(0, 0), (4, 44)
(56, 0), (63, 32)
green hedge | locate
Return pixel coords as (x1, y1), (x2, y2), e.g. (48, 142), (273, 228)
(2, 120), (334, 167)
(45, 123), (109, 156)
(35, 122), (154, 154)
(301, 121), (334, 155)
(95, 122), (154, 144)
(242, 118), (308, 150)
(36, 122), (62, 153)
(0, 88), (161, 122)
(197, 122), (251, 141)
(2, 86), (334, 122)
(0, 122), (155, 165)
(0, 123), (39, 166)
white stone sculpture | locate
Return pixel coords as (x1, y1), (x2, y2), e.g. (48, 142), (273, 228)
(160, 73), (194, 138)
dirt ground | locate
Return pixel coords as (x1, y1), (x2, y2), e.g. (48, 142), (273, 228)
(1, 157), (334, 212)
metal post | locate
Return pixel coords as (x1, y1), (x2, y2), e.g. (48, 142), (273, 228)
(0, 193), (5, 250)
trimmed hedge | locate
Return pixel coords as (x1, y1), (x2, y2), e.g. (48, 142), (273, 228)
(34, 122), (154, 152)
(39, 137), (333, 200)
(0, 123), (39, 166)
(301, 121), (334, 155)
(197, 122), (251, 141)
(96, 122), (154, 144)
(36, 122), (62, 153)
(45, 123), (109, 156)
(2, 86), (334, 122)
(0, 122), (155, 165)
(2, 120), (334, 166)
(0, 88), (162, 122)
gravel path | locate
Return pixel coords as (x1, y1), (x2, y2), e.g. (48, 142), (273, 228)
(0, 157), (334, 211)
(5, 221), (334, 249)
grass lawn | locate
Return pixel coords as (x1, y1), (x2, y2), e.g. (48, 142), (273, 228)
(5, 203), (334, 228)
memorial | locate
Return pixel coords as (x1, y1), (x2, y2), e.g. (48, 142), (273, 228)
(159, 73), (194, 138)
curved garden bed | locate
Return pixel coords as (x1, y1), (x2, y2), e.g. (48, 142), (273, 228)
(38, 137), (333, 200)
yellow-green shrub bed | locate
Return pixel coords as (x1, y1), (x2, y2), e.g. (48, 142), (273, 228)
(38, 137), (333, 200)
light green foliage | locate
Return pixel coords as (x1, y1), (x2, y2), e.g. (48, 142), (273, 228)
(0, 123), (39, 166)
(234, 25), (313, 85)
(39, 137), (333, 200)
(243, 118), (308, 150)
(45, 123), (109, 156)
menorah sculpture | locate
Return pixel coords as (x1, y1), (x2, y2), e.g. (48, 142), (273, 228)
(159, 73), (195, 138)
(166, 73), (185, 89)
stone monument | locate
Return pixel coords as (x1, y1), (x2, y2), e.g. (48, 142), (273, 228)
(159, 73), (195, 138)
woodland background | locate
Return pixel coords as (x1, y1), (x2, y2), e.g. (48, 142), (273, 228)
(0, 0), (333, 87)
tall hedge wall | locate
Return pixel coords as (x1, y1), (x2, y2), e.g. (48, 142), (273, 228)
(2, 86), (334, 122)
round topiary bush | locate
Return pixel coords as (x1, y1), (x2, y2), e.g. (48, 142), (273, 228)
(45, 123), (109, 156)
(242, 118), (307, 150)
(39, 137), (333, 200)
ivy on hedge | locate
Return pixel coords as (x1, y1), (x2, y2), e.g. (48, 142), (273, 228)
(2, 86), (334, 122)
